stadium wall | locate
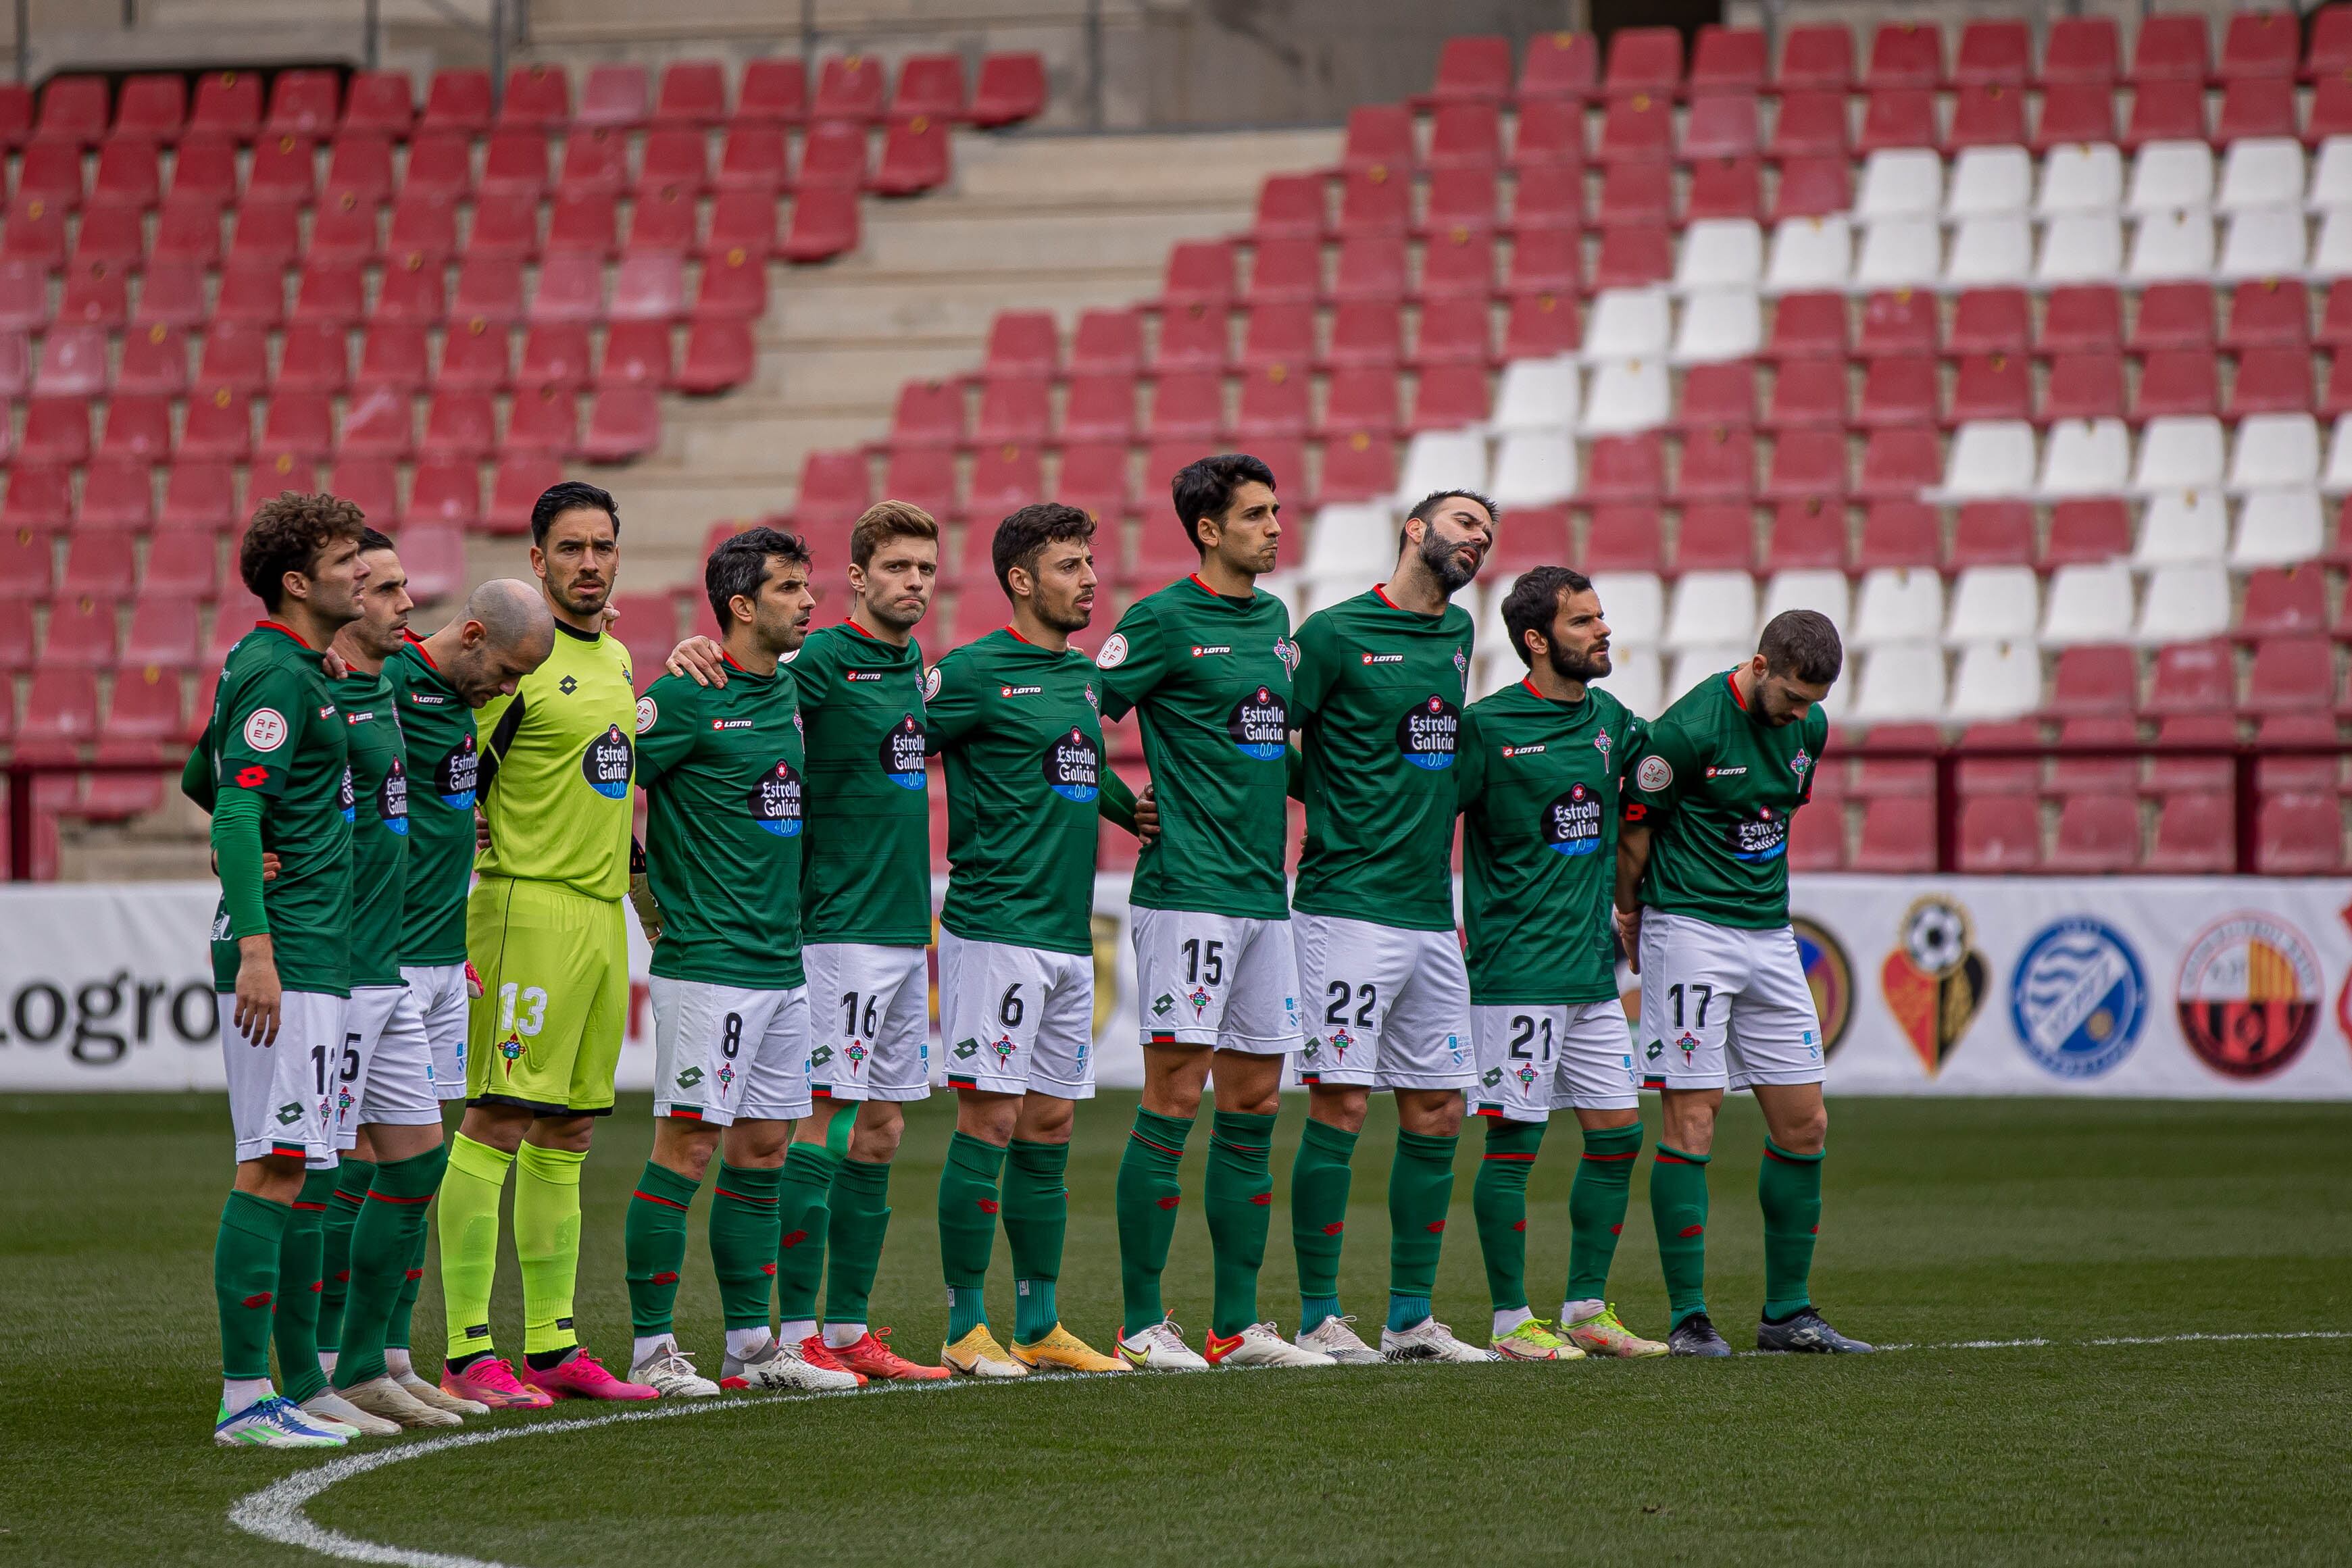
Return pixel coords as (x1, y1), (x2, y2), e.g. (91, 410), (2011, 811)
(5, 874), (2351, 1098)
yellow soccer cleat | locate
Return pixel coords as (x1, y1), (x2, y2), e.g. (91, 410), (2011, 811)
(1563, 1303), (1670, 1359)
(942, 1324), (1029, 1379)
(1009, 1323), (1132, 1374)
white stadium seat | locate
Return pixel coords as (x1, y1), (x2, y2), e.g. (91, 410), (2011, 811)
(1587, 570), (1663, 645)
(1945, 640), (2043, 719)
(1945, 214), (2034, 286)
(1853, 565), (1947, 647)
(1671, 288), (1762, 363)
(1580, 357), (1671, 434)
(1606, 647), (1664, 719)
(1934, 420), (2037, 500)
(1758, 568), (1851, 632)
(2217, 207), (2308, 280)
(1946, 565), (2041, 644)
(2228, 413), (2322, 492)
(2218, 137), (2307, 212)
(2326, 415), (2352, 492)
(1667, 644), (1749, 704)
(1488, 357), (1580, 434)
(1393, 429), (1488, 506)
(1946, 145), (2033, 218)
(2307, 208), (2352, 276)
(2041, 560), (2138, 644)
(1582, 287), (1672, 359)
(1300, 503), (1397, 579)
(2131, 416), (2226, 495)
(1489, 430), (1578, 506)
(1765, 215), (1853, 293)
(2036, 212), (2126, 283)
(2126, 141), (2216, 213)
(1665, 570), (1759, 649)
(2309, 137), (2352, 211)
(1855, 216), (1942, 288)
(2036, 417), (2132, 498)
(2230, 489), (2325, 567)
(2126, 209), (2217, 281)
(2134, 561), (2231, 644)
(2132, 489), (2229, 566)
(2036, 143), (2125, 215)
(1857, 149), (1945, 220)
(1674, 219), (1764, 291)
(1852, 641), (1948, 721)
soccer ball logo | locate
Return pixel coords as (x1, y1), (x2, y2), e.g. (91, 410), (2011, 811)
(1903, 900), (1971, 976)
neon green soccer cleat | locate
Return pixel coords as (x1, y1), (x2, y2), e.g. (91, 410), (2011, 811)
(1563, 1303), (1669, 1359)
(1492, 1317), (1586, 1361)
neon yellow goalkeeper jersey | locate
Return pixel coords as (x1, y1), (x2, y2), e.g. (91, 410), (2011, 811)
(474, 619), (637, 901)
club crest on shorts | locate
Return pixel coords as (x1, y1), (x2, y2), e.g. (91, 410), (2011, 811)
(1674, 1030), (1700, 1063)
(1186, 985), (1211, 1017)
(844, 1042), (869, 1073)
(1326, 1028), (1355, 1062)
(2010, 917), (2147, 1080)
(2174, 911), (2322, 1080)
(1514, 1064), (1538, 1087)
(989, 1036), (1018, 1067)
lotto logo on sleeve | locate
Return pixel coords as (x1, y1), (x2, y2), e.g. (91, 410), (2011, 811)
(1227, 686), (1288, 759)
(1395, 696), (1459, 770)
(2010, 917), (2147, 1080)
(1043, 728), (1101, 801)
(880, 714), (928, 788)
(749, 759), (804, 836)
(378, 757), (409, 834)
(582, 725), (634, 798)
(1542, 783), (1603, 855)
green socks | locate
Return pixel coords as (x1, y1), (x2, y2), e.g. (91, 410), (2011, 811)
(775, 1143), (841, 1329)
(319, 1157), (375, 1350)
(272, 1168), (338, 1402)
(388, 1213), (426, 1351)
(1472, 1118), (1545, 1312)
(1003, 1138), (1069, 1344)
(1566, 1122), (1644, 1305)
(215, 1190), (291, 1382)
(624, 1160), (700, 1340)
(1759, 1140), (1825, 1321)
(1205, 1110), (1277, 1340)
(823, 1157), (893, 1329)
(1650, 1144), (1712, 1328)
(513, 1142), (585, 1356)
(1116, 1108), (1193, 1336)
(939, 1132), (1006, 1339)
(1290, 1117), (1357, 1331)
(437, 1132), (511, 1361)
(335, 1143), (446, 1388)
(1387, 1128), (1458, 1328)
(712, 1161), (783, 1331)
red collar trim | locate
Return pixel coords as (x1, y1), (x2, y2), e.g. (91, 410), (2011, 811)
(1372, 583), (1401, 610)
(404, 630), (440, 668)
(1003, 625), (1034, 646)
(255, 619), (310, 649)
(1726, 669), (1749, 710)
(722, 651), (751, 672)
(1188, 573), (1230, 601)
(1519, 677), (1544, 699)
(839, 618), (878, 640)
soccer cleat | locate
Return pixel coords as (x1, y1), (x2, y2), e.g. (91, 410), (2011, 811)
(941, 1324), (1028, 1379)
(1118, 1316), (1211, 1371)
(397, 1369), (489, 1415)
(301, 1388), (400, 1436)
(520, 1348), (660, 1402)
(630, 1346), (722, 1398)
(1668, 1313), (1734, 1358)
(441, 1356), (553, 1409)
(1491, 1318), (1586, 1362)
(1295, 1314), (1384, 1365)
(1562, 1303), (1668, 1359)
(335, 1374), (464, 1427)
(719, 1335), (861, 1392)
(1009, 1323), (1131, 1374)
(1206, 1321), (1336, 1368)
(1380, 1317), (1497, 1363)
(1756, 1308), (1875, 1354)
(215, 1395), (347, 1448)
(827, 1327), (949, 1382)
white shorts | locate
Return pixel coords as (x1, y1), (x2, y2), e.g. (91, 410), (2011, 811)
(334, 984), (445, 1148)
(649, 978), (813, 1126)
(1291, 912), (1476, 1092)
(400, 962), (470, 1101)
(803, 942), (932, 1103)
(937, 930), (1095, 1099)
(220, 988), (342, 1170)
(1131, 907), (1303, 1055)
(1636, 910), (1827, 1092)
(1472, 1001), (1641, 1120)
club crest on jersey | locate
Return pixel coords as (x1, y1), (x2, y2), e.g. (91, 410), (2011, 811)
(1515, 1065), (1538, 1088)
(749, 758), (804, 836)
(335, 1086), (355, 1119)
(880, 715), (928, 788)
(1274, 636), (1300, 675)
(499, 1034), (524, 1063)
(1396, 695), (1460, 770)
(1594, 729), (1612, 756)
(1228, 686), (1288, 759)
(1085, 681), (1099, 713)
(582, 725), (634, 799)
(1453, 647), (1468, 678)
(1791, 750), (1812, 776)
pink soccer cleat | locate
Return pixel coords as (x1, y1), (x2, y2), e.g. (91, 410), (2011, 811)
(440, 1356), (553, 1410)
(520, 1348), (659, 1402)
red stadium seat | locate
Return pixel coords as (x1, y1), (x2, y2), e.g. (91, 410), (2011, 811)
(1432, 35), (1513, 104)
(2132, 14), (2211, 84)
(1765, 497), (1847, 570)
(1949, 352), (2031, 424)
(735, 59), (807, 128)
(342, 70), (414, 136)
(454, 257), (527, 325)
(816, 55), (888, 124)
(78, 459), (153, 531)
(1340, 104), (1415, 175)
(480, 130), (549, 200)
(1684, 155), (1762, 221)
(1857, 355), (1939, 428)
(1690, 26), (1767, 93)
(34, 76), (107, 146)
(1505, 225), (1580, 297)
(1767, 356), (1847, 428)
(1858, 288), (1936, 357)
(545, 191), (617, 258)
(1948, 288), (2030, 355)
(1677, 361), (1757, 430)
(1595, 161), (1673, 227)
(2033, 82), (2118, 149)
(1584, 434), (1665, 503)
(1682, 93), (1759, 159)
(142, 532), (221, 601)
(893, 379), (965, 447)
(2145, 718), (2232, 808)
(409, 459), (482, 529)
(1868, 21), (1945, 88)
(327, 458), (399, 527)
(1590, 224), (1671, 289)
(975, 376), (1052, 445)
(486, 457), (564, 534)
(530, 251), (605, 324)
(605, 320), (679, 390)
(1424, 167), (1501, 237)
(1509, 162), (1584, 232)
(1957, 794), (2040, 871)
(1580, 504), (1663, 572)
(1332, 234), (1409, 301)
(22, 669), (103, 749)
(508, 384), (580, 456)
(2124, 80), (2206, 149)
(499, 63), (571, 128)
(401, 130), (473, 197)
(1943, 499), (2032, 568)
(1603, 27), (1682, 97)
(882, 445), (955, 520)
(1146, 371), (1224, 441)
(1420, 228), (1496, 299)
(1763, 427), (1849, 500)
(161, 462), (236, 532)
(707, 189), (778, 258)
(971, 53), (1046, 128)
(1955, 20), (2032, 86)
(2228, 348), (2313, 416)
(578, 64), (647, 130)
(2043, 16), (2120, 85)
(1316, 431), (1397, 503)
(2132, 283), (2214, 352)
(2043, 498), (2132, 565)
(2237, 565), (2330, 637)
(2146, 791), (2235, 873)
(874, 116), (950, 195)
(97, 395), (171, 462)
(1857, 88), (1937, 153)
(2038, 285), (2122, 355)
(1852, 796), (1934, 871)
(112, 74), (185, 142)
(1502, 289), (1579, 359)
(1521, 32), (1599, 101)
(2042, 352), (2126, 422)
(557, 130), (629, 199)
(636, 128), (710, 201)
(2225, 278), (2309, 349)
(422, 392), (497, 461)
(373, 253), (447, 326)
(1674, 499), (1754, 563)
(2245, 636), (2334, 712)
(1154, 301), (1228, 372)
(21, 399), (89, 465)
(893, 54), (966, 122)
(1411, 295), (1491, 365)
(1059, 443), (1132, 522)
(2255, 794), (2342, 873)
(1768, 91), (1849, 159)
(2046, 793), (2141, 871)
(338, 384), (414, 459)
(2218, 78), (2298, 141)
(2134, 351), (2220, 419)
(1855, 428), (1937, 499)
(1428, 104), (1503, 170)
(1409, 362), (1486, 431)
(2144, 638), (2236, 714)
(1060, 372), (1136, 444)
(2047, 644), (2139, 714)
(1510, 98), (1586, 169)
(1597, 91), (1674, 163)
(966, 441), (1043, 515)
(628, 186), (701, 255)
(187, 70), (264, 143)
(1766, 293), (1848, 359)
(1161, 241), (1234, 311)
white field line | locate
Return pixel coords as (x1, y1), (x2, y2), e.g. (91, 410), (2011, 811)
(231, 1330), (2352, 1567)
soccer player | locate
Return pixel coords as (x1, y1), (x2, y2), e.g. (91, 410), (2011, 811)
(622, 528), (860, 1396)
(1287, 488), (1495, 1365)
(926, 503), (1152, 1377)
(1457, 567), (1666, 1361)
(193, 492), (370, 1447)
(437, 481), (659, 1404)
(661, 503), (952, 1382)
(1614, 609), (1873, 1357)
(1096, 455), (1332, 1371)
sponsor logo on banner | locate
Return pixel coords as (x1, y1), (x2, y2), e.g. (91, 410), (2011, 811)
(2174, 911), (2322, 1080)
(1880, 896), (1988, 1076)
(1791, 916), (1853, 1060)
(2337, 901), (2352, 1055)
(2010, 918), (2147, 1079)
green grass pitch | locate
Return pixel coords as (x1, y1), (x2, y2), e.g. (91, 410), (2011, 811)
(3, 1091), (2347, 1567)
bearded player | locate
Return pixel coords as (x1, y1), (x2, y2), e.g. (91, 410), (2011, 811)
(1457, 567), (1665, 1362)
(1287, 489), (1495, 1364)
(1616, 609), (1872, 1357)
(1097, 455), (1331, 1371)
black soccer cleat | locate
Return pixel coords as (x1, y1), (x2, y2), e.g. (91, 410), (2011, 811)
(1755, 1307), (1874, 1354)
(1667, 1313), (1734, 1357)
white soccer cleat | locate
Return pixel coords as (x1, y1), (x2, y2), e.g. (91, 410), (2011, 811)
(215, 1395), (347, 1448)
(300, 1387), (401, 1436)
(1380, 1317), (1498, 1363)
(396, 1369), (489, 1415)
(1294, 1314), (1384, 1365)
(630, 1346), (722, 1398)
(1208, 1321), (1336, 1368)
(336, 1374), (464, 1427)
(1117, 1316), (1211, 1371)
(720, 1334), (860, 1392)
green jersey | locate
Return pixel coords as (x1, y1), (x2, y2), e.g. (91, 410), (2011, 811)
(197, 622), (353, 995)
(791, 621), (932, 947)
(1621, 669), (1828, 930)
(926, 627), (1111, 958)
(1291, 586), (1476, 934)
(634, 657), (807, 987)
(476, 620), (636, 902)
(338, 667), (411, 988)
(1096, 575), (1297, 921)
(1455, 678), (1645, 1005)
(382, 636), (479, 967)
